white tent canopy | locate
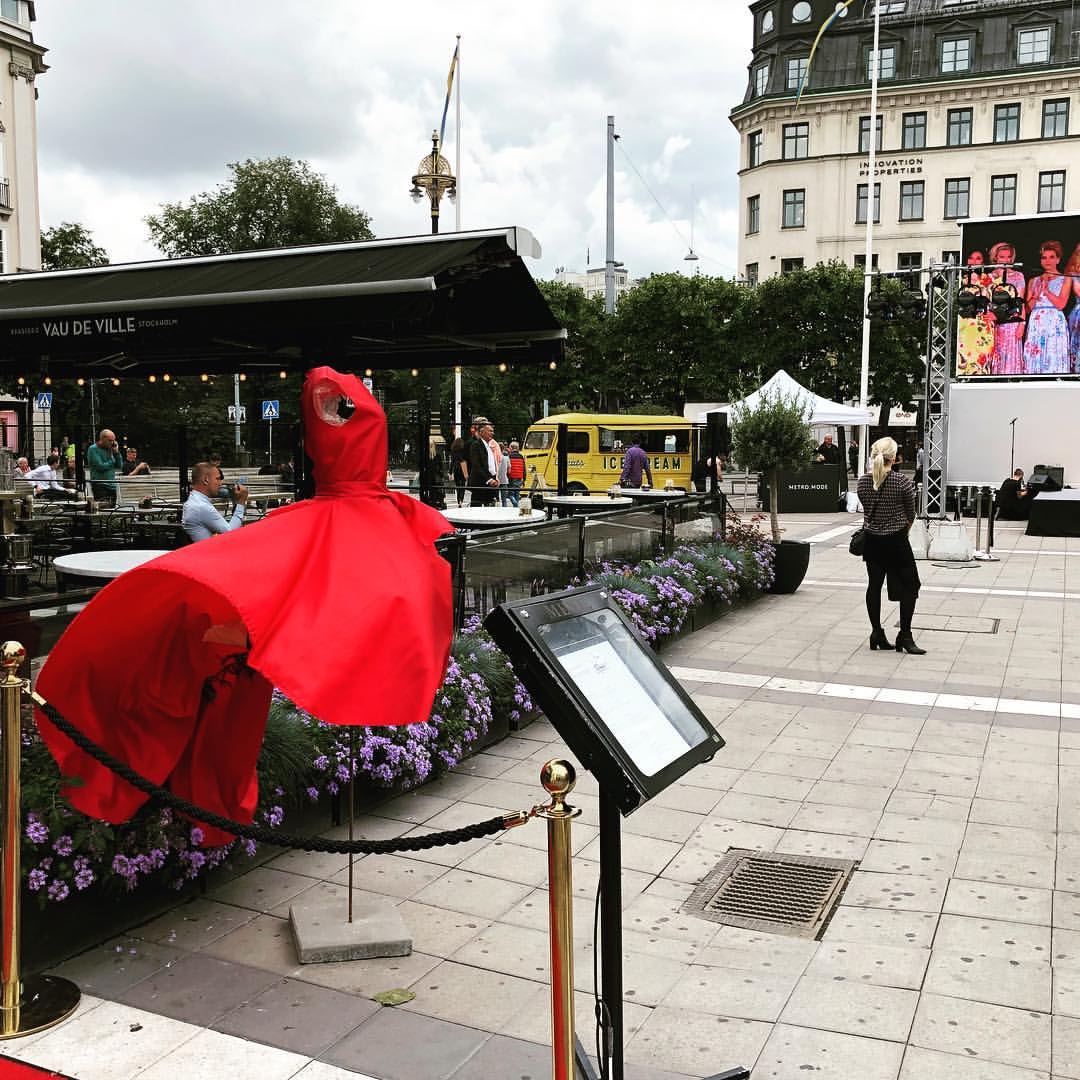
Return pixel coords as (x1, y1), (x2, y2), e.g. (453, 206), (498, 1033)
(698, 369), (876, 427)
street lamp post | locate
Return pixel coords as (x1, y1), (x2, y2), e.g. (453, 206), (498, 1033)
(410, 130), (456, 235)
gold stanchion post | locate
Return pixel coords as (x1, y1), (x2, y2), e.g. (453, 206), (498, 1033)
(537, 759), (580, 1080)
(0, 641), (79, 1038)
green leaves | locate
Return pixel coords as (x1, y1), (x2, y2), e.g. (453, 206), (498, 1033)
(40, 223), (109, 271)
(145, 158), (374, 258)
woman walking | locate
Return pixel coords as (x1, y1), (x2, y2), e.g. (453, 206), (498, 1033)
(858, 437), (924, 655)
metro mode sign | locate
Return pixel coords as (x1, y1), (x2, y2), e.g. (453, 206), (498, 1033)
(42, 316), (137, 337)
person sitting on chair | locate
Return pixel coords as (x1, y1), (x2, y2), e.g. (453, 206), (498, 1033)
(121, 447), (151, 477)
(182, 462), (249, 543)
(996, 468), (1031, 520)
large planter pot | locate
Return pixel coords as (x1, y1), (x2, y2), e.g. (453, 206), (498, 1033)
(769, 539), (810, 594)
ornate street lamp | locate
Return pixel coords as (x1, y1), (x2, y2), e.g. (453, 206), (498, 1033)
(410, 130), (456, 235)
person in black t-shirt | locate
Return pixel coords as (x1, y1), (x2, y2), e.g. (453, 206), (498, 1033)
(996, 469), (1030, 520)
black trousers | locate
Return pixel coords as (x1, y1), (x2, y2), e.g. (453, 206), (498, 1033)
(866, 561), (916, 634)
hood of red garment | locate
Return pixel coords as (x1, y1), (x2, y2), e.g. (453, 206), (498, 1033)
(302, 366), (387, 488)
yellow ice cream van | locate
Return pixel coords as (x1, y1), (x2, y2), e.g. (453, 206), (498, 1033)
(521, 413), (693, 493)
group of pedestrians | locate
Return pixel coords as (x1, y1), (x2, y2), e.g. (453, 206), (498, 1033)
(449, 416), (526, 507)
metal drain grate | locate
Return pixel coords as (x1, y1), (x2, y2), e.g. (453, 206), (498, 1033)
(899, 615), (999, 635)
(682, 849), (856, 939)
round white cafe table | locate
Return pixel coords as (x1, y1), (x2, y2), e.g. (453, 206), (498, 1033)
(53, 549), (170, 581)
(440, 507), (546, 530)
(542, 494), (634, 518)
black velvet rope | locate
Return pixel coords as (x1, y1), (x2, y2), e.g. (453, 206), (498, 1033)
(33, 697), (522, 853)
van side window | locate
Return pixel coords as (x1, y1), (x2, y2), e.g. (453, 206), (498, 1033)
(523, 430), (553, 450)
(640, 430), (689, 453)
(566, 431), (590, 453)
(599, 428), (617, 452)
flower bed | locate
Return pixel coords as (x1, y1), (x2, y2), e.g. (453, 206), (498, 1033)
(20, 518), (772, 904)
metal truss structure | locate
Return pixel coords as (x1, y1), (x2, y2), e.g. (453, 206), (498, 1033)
(920, 262), (958, 519)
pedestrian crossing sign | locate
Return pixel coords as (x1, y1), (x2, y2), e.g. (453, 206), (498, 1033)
(261, 400), (279, 420)
(35, 392), (52, 410)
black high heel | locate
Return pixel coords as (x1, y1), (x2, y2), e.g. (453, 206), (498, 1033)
(869, 628), (893, 650)
(895, 632), (926, 655)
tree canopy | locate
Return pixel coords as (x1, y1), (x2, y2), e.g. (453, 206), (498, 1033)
(145, 157), (374, 257)
(40, 222), (109, 270)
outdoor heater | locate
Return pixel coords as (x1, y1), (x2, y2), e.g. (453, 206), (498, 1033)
(486, 586), (747, 1080)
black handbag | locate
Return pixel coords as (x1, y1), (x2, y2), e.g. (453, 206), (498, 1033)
(849, 488), (880, 556)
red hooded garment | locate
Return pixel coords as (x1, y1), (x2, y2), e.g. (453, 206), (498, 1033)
(35, 367), (453, 844)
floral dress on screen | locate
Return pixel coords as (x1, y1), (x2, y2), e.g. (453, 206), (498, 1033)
(1068, 279), (1080, 373)
(1024, 275), (1070, 374)
(990, 268), (1026, 375)
(956, 271), (996, 376)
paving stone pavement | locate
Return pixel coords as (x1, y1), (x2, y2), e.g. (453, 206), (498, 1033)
(11, 511), (1080, 1078)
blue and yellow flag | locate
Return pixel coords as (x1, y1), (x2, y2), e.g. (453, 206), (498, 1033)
(439, 39), (460, 145)
(795, 0), (857, 109)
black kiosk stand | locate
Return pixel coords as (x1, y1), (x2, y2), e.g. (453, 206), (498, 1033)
(486, 587), (750, 1080)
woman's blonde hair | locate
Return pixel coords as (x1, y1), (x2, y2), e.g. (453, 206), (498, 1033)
(870, 436), (897, 491)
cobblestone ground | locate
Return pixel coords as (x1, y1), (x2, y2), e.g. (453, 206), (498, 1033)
(10, 511), (1080, 1079)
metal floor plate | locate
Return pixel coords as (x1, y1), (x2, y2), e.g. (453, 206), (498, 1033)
(682, 848), (857, 939)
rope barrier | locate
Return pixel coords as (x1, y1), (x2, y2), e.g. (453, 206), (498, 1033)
(30, 691), (532, 853)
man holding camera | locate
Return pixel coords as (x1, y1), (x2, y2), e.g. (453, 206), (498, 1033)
(182, 461), (249, 543)
(86, 429), (123, 506)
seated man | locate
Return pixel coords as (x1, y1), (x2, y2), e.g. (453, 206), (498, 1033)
(182, 461), (249, 543)
(996, 468), (1030, 520)
(24, 453), (74, 499)
(121, 447), (151, 477)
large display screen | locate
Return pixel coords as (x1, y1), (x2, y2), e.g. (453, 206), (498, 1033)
(958, 213), (1080, 379)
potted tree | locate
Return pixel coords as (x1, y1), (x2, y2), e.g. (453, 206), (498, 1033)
(730, 387), (816, 594)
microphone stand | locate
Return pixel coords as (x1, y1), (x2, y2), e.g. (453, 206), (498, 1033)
(1009, 417), (1018, 476)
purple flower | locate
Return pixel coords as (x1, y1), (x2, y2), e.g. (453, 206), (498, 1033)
(47, 879), (69, 902)
(25, 818), (48, 845)
(52, 835), (73, 857)
(190, 827), (204, 846)
(27, 868), (46, 891)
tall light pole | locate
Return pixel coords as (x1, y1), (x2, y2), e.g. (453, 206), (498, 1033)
(604, 115), (617, 315)
(858, 0), (882, 470)
(410, 130), (456, 235)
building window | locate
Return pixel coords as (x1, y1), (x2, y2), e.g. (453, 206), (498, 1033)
(941, 250), (961, 265)
(761, 10), (774, 34)
(781, 258), (805, 274)
(792, 1), (812, 23)
(754, 63), (769, 97)
(879, 1), (906, 12)
(748, 130), (763, 168)
(783, 122), (809, 160)
(782, 189), (805, 229)
(1039, 170), (1066, 213)
(747, 194), (760, 234)
(897, 252), (922, 290)
(1018, 27), (1052, 65)
(745, 263), (759, 286)
(990, 175), (1017, 216)
(786, 57), (808, 90)
(0, 1), (17, 22)
(940, 37), (971, 73)
(853, 253), (880, 269)
(867, 43), (897, 80)
(944, 178), (970, 219)
(859, 115), (883, 152)
(899, 181), (925, 221)
(947, 107), (972, 146)
(1043, 99), (1069, 139)
(855, 182), (881, 224)
(901, 112), (927, 150)
(994, 104), (1021, 143)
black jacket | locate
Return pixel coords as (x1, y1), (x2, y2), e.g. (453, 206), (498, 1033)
(466, 436), (495, 488)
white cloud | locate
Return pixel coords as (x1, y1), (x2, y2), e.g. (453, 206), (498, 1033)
(33, 0), (751, 280)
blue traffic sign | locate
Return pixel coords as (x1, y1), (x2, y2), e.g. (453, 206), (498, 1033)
(35, 392), (53, 410)
(261, 400), (279, 420)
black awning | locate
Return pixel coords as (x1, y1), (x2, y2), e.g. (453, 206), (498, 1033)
(0, 227), (565, 376)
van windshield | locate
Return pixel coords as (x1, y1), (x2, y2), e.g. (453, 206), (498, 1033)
(523, 430), (554, 450)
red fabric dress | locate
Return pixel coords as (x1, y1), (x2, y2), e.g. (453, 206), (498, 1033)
(35, 367), (453, 844)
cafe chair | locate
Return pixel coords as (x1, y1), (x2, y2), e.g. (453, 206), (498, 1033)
(36, 523), (74, 589)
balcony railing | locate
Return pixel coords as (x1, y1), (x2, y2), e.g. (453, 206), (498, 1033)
(0, 179), (11, 209)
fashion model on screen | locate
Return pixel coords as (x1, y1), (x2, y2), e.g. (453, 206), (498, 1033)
(1065, 242), (1080, 374)
(987, 241), (1026, 376)
(1024, 240), (1071, 374)
(957, 250), (995, 376)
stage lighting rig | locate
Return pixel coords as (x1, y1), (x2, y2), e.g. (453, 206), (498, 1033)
(990, 287), (1024, 324)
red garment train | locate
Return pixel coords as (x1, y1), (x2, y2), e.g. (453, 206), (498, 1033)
(35, 367), (453, 844)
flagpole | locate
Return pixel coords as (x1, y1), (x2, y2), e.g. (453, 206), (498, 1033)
(453, 35), (463, 439)
(858, 0), (881, 474)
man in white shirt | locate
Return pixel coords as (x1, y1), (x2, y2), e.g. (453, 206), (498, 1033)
(182, 461), (249, 543)
(24, 453), (67, 496)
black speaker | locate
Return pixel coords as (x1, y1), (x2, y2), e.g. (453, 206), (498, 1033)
(1034, 464), (1064, 489)
(707, 411), (730, 456)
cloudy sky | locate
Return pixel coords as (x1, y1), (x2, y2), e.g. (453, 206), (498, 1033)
(32, 0), (751, 281)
